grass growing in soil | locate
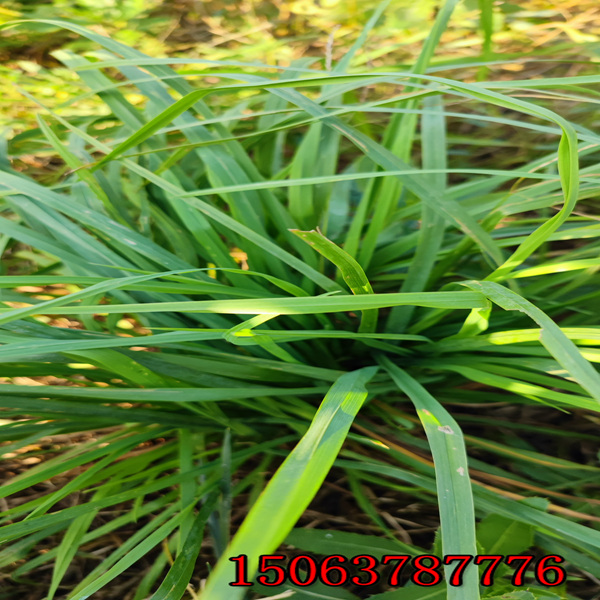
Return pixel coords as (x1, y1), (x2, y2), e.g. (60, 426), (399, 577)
(1, 2), (600, 599)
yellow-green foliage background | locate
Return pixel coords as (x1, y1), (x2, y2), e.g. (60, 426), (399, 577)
(2, 0), (600, 131)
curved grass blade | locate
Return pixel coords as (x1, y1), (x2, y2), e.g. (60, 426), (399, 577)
(76, 69), (503, 267)
(199, 366), (378, 600)
(292, 229), (377, 332)
(463, 280), (600, 404)
(381, 357), (480, 600)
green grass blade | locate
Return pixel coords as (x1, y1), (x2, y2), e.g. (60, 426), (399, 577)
(292, 229), (377, 332)
(387, 93), (448, 331)
(150, 493), (218, 600)
(358, 0), (460, 268)
(381, 357), (480, 600)
(2, 291), (488, 316)
(464, 280), (600, 404)
(200, 366), (378, 600)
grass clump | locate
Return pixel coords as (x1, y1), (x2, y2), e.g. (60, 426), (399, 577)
(1, 2), (600, 599)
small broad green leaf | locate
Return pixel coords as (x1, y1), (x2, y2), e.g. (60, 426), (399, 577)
(477, 514), (534, 555)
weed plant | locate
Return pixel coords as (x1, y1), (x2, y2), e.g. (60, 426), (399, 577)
(1, 2), (600, 599)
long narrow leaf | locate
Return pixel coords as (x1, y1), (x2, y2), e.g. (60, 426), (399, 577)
(200, 366), (378, 600)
